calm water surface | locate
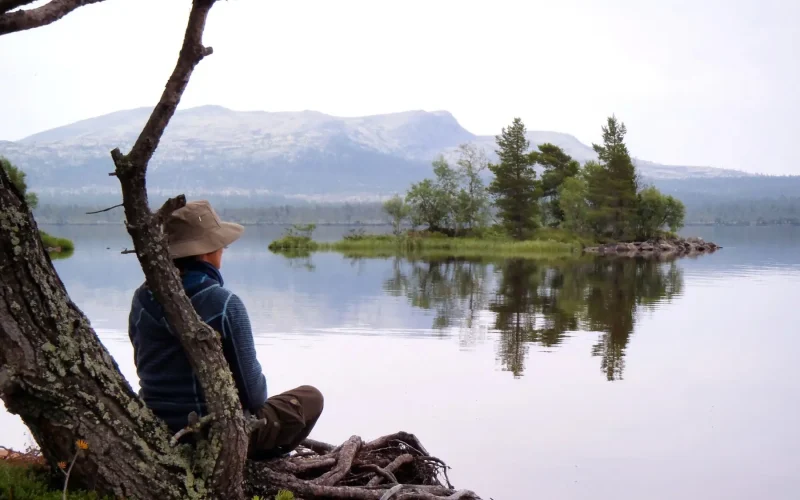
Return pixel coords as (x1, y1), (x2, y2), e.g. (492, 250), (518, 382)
(2, 225), (799, 499)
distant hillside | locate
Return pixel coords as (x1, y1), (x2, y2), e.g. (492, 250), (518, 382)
(0, 105), (750, 204)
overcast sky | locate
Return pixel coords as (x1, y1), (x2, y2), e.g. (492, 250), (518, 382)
(1, 0), (797, 174)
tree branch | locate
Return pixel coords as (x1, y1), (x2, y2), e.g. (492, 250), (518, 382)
(108, 1), (248, 498)
(362, 464), (398, 486)
(0, 1), (36, 14)
(153, 194), (186, 226)
(0, 0), (105, 36)
(120, 1), (215, 171)
(85, 203), (123, 215)
(312, 435), (362, 486)
(170, 411), (214, 446)
(366, 454), (413, 487)
(302, 438), (336, 454)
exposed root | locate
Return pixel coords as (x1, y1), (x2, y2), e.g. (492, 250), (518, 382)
(244, 432), (482, 499)
(0, 445), (45, 466)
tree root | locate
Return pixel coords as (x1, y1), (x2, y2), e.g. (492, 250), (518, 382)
(244, 432), (482, 499)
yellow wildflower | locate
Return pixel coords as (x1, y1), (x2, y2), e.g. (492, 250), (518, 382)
(75, 440), (89, 450)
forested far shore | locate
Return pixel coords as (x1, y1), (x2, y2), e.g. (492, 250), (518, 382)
(31, 198), (800, 226)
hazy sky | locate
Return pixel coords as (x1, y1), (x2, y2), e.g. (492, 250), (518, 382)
(1, 0), (797, 174)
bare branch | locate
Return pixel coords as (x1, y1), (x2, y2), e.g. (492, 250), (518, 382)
(170, 412), (214, 446)
(108, 1), (249, 497)
(0, 0), (105, 36)
(85, 203), (123, 215)
(379, 485), (404, 500)
(120, 248), (136, 255)
(244, 432), (482, 499)
(394, 490), (478, 500)
(153, 194), (186, 226)
(364, 432), (430, 456)
(286, 457), (337, 474)
(362, 464), (398, 486)
(0, 1), (36, 14)
(313, 435), (362, 486)
(366, 454), (413, 487)
(302, 438), (336, 454)
(120, 0), (215, 172)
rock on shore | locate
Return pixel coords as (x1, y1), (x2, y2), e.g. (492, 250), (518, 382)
(584, 236), (721, 257)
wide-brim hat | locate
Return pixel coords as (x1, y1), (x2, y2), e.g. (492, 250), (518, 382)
(164, 200), (244, 259)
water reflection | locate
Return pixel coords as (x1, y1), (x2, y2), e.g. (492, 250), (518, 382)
(379, 256), (684, 381)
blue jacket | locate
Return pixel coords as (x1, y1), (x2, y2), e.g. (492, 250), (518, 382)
(128, 261), (268, 431)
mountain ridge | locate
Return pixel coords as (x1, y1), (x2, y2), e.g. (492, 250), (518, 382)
(1, 105), (752, 204)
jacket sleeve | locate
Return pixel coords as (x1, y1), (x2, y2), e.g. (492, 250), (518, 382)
(221, 292), (268, 411)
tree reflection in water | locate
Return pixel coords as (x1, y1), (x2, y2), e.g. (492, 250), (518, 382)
(382, 255), (684, 381)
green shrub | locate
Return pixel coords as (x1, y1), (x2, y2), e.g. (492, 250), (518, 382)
(343, 228), (368, 240)
(39, 230), (75, 252)
(0, 462), (109, 500)
(268, 224), (321, 251)
(267, 235), (318, 251)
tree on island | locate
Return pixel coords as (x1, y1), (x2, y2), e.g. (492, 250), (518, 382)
(389, 113), (685, 244)
(454, 143), (491, 232)
(585, 115), (640, 240)
(382, 194), (410, 235)
(487, 117), (540, 240)
(581, 115), (686, 241)
(403, 147), (490, 236)
(0, 2), (480, 500)
(634, 186), (686, 240)
(532, 143), (580, 226)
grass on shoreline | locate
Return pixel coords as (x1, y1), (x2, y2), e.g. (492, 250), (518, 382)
(40, 230), (75, 253)
(269, 228), (589, 258)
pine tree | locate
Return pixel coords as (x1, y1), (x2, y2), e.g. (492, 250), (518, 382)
(586, 115), (639, 240)
(488, 118), (540, 239)
(532, 143), (580, 225)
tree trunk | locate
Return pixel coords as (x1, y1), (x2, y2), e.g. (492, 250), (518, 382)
(0, 2), (249, 499)
(0, 172), (196, 498)
(106, 1), (250, 495)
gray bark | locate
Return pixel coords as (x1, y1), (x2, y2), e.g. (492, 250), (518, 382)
(0, 170), (195, 499)
(0, 0), (106, 35)
(1, 1), (248, 498)
(109, 1), (249, 496)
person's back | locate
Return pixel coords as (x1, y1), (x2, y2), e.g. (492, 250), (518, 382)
(129, 260), (267, 431)
(127, 200), (323, 459)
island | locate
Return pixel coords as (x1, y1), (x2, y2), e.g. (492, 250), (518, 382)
(269, 116), (719, 259)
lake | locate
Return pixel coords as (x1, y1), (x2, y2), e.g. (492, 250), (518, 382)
(2, 224), (799, 499)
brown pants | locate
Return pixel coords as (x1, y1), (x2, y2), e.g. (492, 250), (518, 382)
(248, 385), (324, 460)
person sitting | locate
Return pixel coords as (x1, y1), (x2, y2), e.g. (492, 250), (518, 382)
(127, 199), (323, 459)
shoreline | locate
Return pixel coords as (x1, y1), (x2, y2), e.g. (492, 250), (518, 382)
(31, 220), (800, 227)
(584, 236), (721, 257)
(270, 235), (583, 259)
